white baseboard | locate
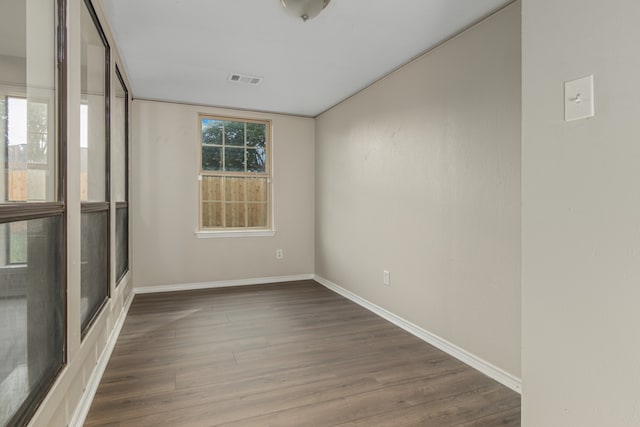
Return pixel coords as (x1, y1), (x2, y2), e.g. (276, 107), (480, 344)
(69, 291), (135, 427)
(67, 272), (519, 427)
(313, 275), (522, 393)
(134, 274), (314, 294)
(68, 274), (311, 426)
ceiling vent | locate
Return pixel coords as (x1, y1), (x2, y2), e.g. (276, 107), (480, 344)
(228, 73), (263, 86)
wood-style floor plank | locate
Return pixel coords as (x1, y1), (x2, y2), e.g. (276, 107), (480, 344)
(84, 280), (520, 426)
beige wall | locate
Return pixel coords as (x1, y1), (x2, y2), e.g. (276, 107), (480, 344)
(131, 100), (315, 288)
(315, 3), (521, 377)
(522, 0), (640, 426)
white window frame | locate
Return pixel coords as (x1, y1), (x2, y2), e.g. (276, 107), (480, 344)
(196, 114), (274, 238)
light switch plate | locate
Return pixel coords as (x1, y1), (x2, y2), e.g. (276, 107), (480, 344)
(565, 75), (594, 121)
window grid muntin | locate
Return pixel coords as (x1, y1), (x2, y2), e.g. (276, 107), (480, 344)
(199, 115), (270, 231)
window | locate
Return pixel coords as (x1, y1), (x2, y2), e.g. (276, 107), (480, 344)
(5, 98), (53, 203)
(80, 0), (110, 334)
(198, 115), (271, 232)
(0, 0), (66, 426)
(113, 67), (129, 284)
(4, 97), (51, 266)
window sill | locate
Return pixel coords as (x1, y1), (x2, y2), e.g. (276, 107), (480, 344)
(195, 229), (276, 239)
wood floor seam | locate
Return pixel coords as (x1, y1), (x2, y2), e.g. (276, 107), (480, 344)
(336, 382), (506, 425)
(84, 280), (520, 426)
(209, 379), (502, 427)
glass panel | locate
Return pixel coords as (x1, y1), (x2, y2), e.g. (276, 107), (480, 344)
(225, 203), (246, 227)
(202, 119), (223, 145)
(5, 98), (54, 203)
(0, 1), (63, 425)
(9, 221), (27, 264)
(114, 71), (128, 286)
(115, 207), (128, 285)
(7, 98), (28, 202)
(224, 147), (244, 172)
(246, 123), (266, 148)
(0, 216), (64, 427)
(0, 98), (4, 202)
(26, 102), (48, 165)
(201, 201), (223, 228)
(223, 121), (244, 146)
(80, 1), (107, 202)
(0, 0), (57, 204)
(224, 177), (245, 202)
(81, 210), (109, 332)
(199, 117), (269, 230)
(201, 176), (222, 201)
(246, 147), (266, 173)
(246, 177), (267, 202)
(113, 72), (127, 202)
(202, 146), (221, 171)
(248, 203), (267, 228)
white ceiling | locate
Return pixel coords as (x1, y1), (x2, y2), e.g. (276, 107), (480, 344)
(102, 0), (512, 117)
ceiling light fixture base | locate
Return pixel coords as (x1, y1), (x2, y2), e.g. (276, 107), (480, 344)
(280, 0), (331, 22)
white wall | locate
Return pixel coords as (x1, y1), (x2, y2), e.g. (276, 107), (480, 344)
(315, 3), (521, 377)
(132, 100), (315, 288)
(0, 55), (25, 86)
(522, 0), (640, 426)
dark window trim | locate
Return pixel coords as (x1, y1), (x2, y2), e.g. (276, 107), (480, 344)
(114, 66), (129, 286)
(80, 0), (111, 338)
(0, 203), (65, 223)
(3, 95), (9, 203)
(81, 201), (110, 213)
(79, 207), (109, 337)
(58, 0), (69, 374)
(81, 0), (111, 205)
(115, 65), (128, 203)
(2, 0), (68, 425)
(83, 0), (110, 51)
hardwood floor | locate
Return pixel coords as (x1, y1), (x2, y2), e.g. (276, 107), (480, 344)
(84, 280), (520, 426)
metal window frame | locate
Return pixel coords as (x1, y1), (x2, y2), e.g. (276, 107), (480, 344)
(114, 66), (129, 285)
(0, 0), (68, 425)
(79, 0), (111, 338)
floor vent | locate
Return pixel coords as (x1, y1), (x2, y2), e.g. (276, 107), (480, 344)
(228, 72), (263, 86)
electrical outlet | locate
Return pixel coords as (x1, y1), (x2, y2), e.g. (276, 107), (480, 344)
(276, 249), (284, 259)
(383, 270), (390, 286)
